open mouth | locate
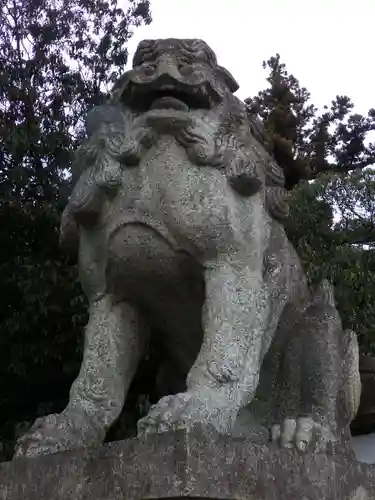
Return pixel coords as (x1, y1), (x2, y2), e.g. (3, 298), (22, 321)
(150, 95), (189, 112)
(125, 84), (214, 113)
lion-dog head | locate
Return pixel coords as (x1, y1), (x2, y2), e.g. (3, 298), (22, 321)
(60, 39), (288, 250)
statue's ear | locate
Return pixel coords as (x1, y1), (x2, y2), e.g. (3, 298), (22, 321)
(85, 107), (102, 136)
(108, 70), (132, 103)
(59, 207), (79, 255)
(85, 104), (125, 137)
(217, 65), (239, 93)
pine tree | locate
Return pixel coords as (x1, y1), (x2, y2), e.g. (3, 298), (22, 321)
(246, 54), (375, 189)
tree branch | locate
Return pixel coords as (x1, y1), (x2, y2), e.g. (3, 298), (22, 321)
(311, 158), (375, 178)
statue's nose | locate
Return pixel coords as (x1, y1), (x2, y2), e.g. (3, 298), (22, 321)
(155, 55), (181, 80)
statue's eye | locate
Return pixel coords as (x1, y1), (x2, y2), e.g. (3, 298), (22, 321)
(141, 64), (156, 76)
(178, 64), (194, 75)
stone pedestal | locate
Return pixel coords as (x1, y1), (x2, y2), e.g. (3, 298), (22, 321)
(0, 425), (374, 500)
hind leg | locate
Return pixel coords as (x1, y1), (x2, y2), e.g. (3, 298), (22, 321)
(271, 282), (349, 452)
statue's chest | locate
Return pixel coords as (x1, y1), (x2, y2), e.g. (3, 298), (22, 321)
(105, 138), (248, 257)
(137, 139), (234, 215)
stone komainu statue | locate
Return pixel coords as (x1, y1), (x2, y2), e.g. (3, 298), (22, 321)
(14, 39), (361, 458)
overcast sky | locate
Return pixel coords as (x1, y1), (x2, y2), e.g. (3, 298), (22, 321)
(122, 0), (374, 115)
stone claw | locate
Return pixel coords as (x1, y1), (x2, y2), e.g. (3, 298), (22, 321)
(13, 412), (104, 459)
(137, 390), (237, 437)
(271, 416), (336, 453)
(271, 423), (281, 442)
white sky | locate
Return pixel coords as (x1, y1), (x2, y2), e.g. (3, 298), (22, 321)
(123, 0), (374, 114)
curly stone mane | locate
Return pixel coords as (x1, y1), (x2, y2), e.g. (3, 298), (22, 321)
(67, 37), (289, 232)
(247, 112), (289, 222)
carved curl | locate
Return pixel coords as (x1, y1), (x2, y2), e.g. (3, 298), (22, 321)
(112, 37), (289, 222)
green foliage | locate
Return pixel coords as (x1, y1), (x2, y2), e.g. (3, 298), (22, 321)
(324, 169), (375, 247)
(0, 199), (87, 461)
(247, 54), (375, 355)
(0, 0), (151, 200)
(0, 0), (151, 461)
(246, 54), (375, 189)
(284, 180), (335, 282)
(246, 54), (315, 188)
(285, 179), (375, 353)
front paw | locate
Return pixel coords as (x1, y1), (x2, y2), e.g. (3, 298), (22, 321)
(13, 412), (104, 459)
(14, 413), (63, 458)
(137, 390), (237, 436)
(271, 416), (336, 452)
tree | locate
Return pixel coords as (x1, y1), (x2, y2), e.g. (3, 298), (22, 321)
(0, 0), (151, 201)
(246, 54), (375, 353)
(246, 54), (375, 190)
(0, 0), (151, 462)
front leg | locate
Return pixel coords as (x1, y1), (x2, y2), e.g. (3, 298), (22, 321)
(14, 295), (147, 458)
(138, 248), (270, 436)
(190, 255), (269, 396)
(14, 228), (147, 458)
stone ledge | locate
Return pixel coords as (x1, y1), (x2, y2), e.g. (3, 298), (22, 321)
(0, 425), (374, 500)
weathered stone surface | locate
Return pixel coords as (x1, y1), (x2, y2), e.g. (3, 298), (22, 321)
(2, 426), (375, 500)
(13, 38), (361, 464)
(248, 279), (361, 453)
